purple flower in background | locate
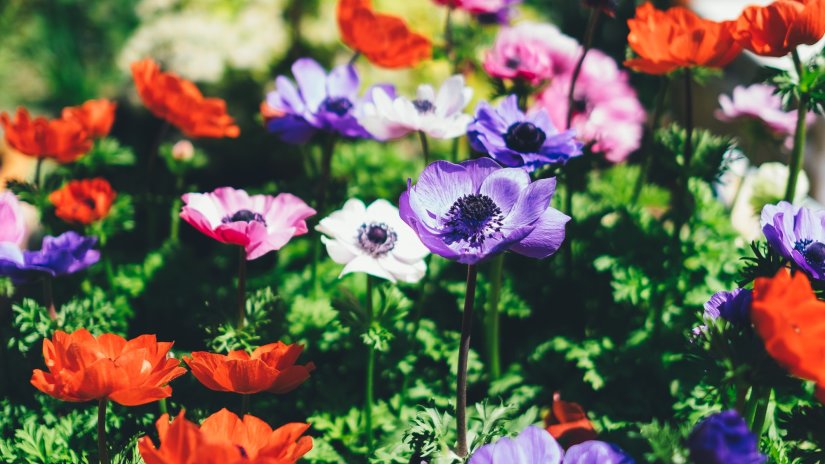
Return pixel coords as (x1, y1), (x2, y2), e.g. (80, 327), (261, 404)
(265, 58), (381, 143)
(704, 288), (753, 327)
(399, 158), (570, 265)
(469, 426), (563, 464)
(0, 232), (99, 284)
(761, 201), (825, 280)
(688, 410), (766, 464)
(563, 440), (635, 464)
(468, 95), (582, 172)
(462, 0), (522, 24)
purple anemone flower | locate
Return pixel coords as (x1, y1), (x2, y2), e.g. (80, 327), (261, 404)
(399, 158), (570, 265)
(468, 95), (582, 172)
(265, 58), (382, 143)
(469, 426), (563, 464)
(760, 201), (825, 280)
(688, 410), (766, 464)
(563, 440), (635, 464)
(0, 232), (99, 284)
(703, 288), (753, 327)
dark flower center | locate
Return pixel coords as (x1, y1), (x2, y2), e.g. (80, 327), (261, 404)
(476, 12), (500, 24)
(222, 209), (266, 225)
(572, 98), (588, 116)
(443, 193), (504, 248)
(795, 239), (825, 270)
(505, 122), (547, 153)
(505, 57), (521, 69)
(358, 222), (397, 256)
(322, 97), (353, 116)
(412, 99), (435, 113)
(237, 445), (248, 458)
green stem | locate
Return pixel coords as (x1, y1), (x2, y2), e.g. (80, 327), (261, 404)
(450, 137), (460, 163)
(34, 157), (44, 190)
(455, 264), (478, 458)
(241, 394), (250, 416)
(671, 69), (694, 256)
(43, 277), (57, 320)
(97, 398), (110, 464)
(631, 76), (670, 205)
(785, 49), (808, 202)
(169, 176), (184, 243)
(237, 246), (247, 329)
(486, 255), (504, 381)
(364, 275), (375, 454)
(158, 398), (168, 415)
(745, 387), (771, 437)
(400, 256), (433, 403)
(566, 8), (600, 129)
(312, 137), (336, 297)
(418, 130), (430, 166)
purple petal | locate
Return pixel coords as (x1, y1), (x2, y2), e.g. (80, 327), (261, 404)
(267, 115), (318, 144)
(503, 177), (557, 231)
(327, 64), (360, 100)
(461, 158), (503, 192)
(408, 161), (473, 226)
(510, 206), (569, 258)
(292, 58), (328, 111)
(479, 167), (530, 215)
(271, 76), (305, 112)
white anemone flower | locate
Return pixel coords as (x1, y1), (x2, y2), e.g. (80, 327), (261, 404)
(359, 75), (473, 141)
(317, 199), (430, 283)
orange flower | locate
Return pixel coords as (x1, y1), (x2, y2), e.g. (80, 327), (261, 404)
(0, 107), (92, 163)
(184, 342), (315, 395)
(752, 270), (825, 400)
(338, 0), (432, 68)
(62, 99), (117, 138)
(625, 3), (742, 75)
(131, 59), (240, 139)
(138, 409), (312, 464)
(49, 178), (116, 225)
(544, 393), (597, 448)
(732, 0), (825, 57)
(31, 329), (186, 406)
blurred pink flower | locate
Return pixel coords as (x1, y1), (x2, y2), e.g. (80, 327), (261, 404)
(483, 23), (579, 84)
(715, 84), (813, 136)
(180, 187), (316, 260)
(0, 191), (26, 246)
(432, 0), (520, 24)
(535, 48), (646, 163)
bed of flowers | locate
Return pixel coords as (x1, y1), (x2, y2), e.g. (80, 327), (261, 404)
(1, 0), (825, 462)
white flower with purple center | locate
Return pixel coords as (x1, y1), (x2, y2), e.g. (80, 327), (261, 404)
(468, 95), (583, 172)
(358, 75), (473, 141)
(761, 201), (825, 281)
(317, 199), (429, 283)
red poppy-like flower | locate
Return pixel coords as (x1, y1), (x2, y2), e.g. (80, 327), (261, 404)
(624, 3), (742, 75)
(184, 342), (315, 395)
(31, 329), (186, 406)
(338, 0), (432, 68)
(732, 0), (825, 57)
(752, 269), (825, 400)
(0, 107), (92, 163)
(138, 409), (312, 464)
(544, 392), (598, 448)
(49, 178), (116, 225)
(62, 99), (117, 138)
(131, 59), (240, 139)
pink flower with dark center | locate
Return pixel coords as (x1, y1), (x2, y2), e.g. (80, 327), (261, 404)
(180, 187), (316, 260)
(483, 23), (579, 84)
(715, 84), (813, 136)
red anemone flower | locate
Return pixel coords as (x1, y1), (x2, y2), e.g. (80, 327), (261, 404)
(544, 392), (598, 448)
(62, 99), (117, 138)
(0, 107), (92, 163)
(49, 178), (116, 225)
(732, 0), (825, 57)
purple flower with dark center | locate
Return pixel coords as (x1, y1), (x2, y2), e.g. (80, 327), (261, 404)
(760, 201), (825, 280)
(688, 410), (766, 464)
(265, 58), (384, 143)
(469, 426), (563, 463)
(563, 440), (635, 464)
(0, 232), (99, 284)
(704, 288), (753, 327)
(399, 158), (570, 265)
(468, 95), (582, 172)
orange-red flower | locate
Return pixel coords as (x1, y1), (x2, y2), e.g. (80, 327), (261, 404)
(338, 0), (432, 68)
(49, 178), (116, 225)
(31, 329), (186, 406)
(138, 409), (312, 464)
(752, 270), (825, 400)
(131, 59), (240, 139)
(731, 0), (825, 57)
(624, 3), (742, 75)
(62, 99), (117, 138)
(0, 107), (92, 163)
(184, 342), (315, 395)
(544, 392), (598, 448)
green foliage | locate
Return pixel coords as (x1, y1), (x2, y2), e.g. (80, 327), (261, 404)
(207, 287), (279, 353)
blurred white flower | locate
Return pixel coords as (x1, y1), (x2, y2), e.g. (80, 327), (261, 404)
(317, 199), (430, 283)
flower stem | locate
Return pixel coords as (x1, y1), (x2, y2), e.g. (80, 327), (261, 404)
(745, 386), (772, 437)
(566, 8), (600, 130)
(364, 274), (375, 454)
(485, 255), (504, 381)
(34, 157), (44, 190)
(785, 49), (808, 203)
(455, 264), (478, 458)
(418, 130), (430, 166)
(158, 398), (168, 415)
(631, 76), (670, 205)
(348, 51), (361, 66)
(42, 277), (57, 320)
(169, 176), (184, 243)
(312, 137), (336, 297)
(97, 398), (110, 464)
(237, 246), (247, 329)
(241, 394), (250, 416)
(671, 68), (694, 255)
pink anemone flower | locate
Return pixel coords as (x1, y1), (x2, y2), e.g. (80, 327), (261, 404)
(180, 187), (316, 260)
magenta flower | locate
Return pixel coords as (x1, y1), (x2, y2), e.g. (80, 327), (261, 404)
(0, 191), (26, 246)
(180, 187), (316, 260)
(483, 23), (579, 84)
(535, 48), (646, 163)
(716, 84), (813, 136)
(399, 158), (569, 265)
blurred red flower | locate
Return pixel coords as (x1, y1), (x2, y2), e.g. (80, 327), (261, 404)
(731, 0), (825, 57)
(62, 99), (117, 139)
(544, 392), (598, 448)
(131, 58), (240, 139)
(0, 107), (92, 163)
(49, 178), (116, 225)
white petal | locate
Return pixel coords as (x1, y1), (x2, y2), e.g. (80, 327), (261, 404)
(340, 255), (395, 281)
(380, 254), (426, 283)
(435, 75), (467, 117)
(321, 236), (358, 265)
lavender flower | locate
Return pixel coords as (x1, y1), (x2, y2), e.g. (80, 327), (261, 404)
(688, 411), (766, 464)
(563, 440), (635, 464)
(469, 426), (563, 464)
(265, 58), (381, 143)
(468, 95), (582, 172)
(399, 158), (569, 264)
(704, 288), (753, 327)
(0, 232), (99, 284)
(761, 201), (825, 280)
